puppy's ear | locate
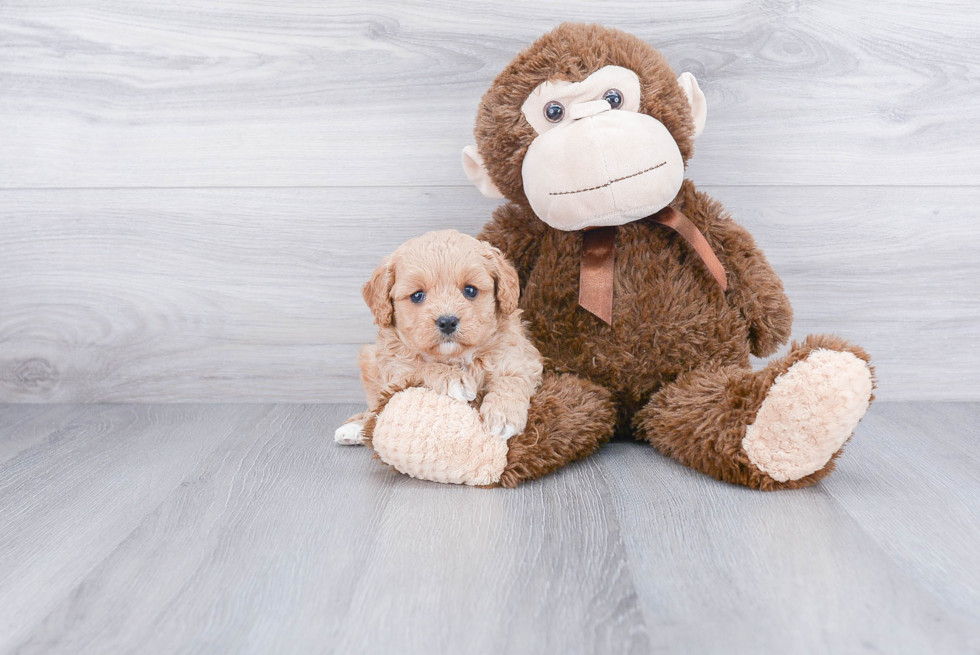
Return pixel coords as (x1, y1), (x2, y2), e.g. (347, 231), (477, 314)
(482, 243), (520, 316)
(362, 256), (395, 327)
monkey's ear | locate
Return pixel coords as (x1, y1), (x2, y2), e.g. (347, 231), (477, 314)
(362, 256), (395, 327)
(677, 72), (707, 139)
(462, 145), (504, 199)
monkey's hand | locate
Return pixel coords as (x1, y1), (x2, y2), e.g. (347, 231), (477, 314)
(480, 392), (528, 440)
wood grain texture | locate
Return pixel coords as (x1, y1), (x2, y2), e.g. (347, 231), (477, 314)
(1, 402), (978, 653)
(331, 455), (649, 655)
(598, 428), (980, 654)
(1, 186), (977, 402)
(0, 404), (275, 652)
(1, 403), (650, 655)
(821, 404), (980, 621)
(0, 404), (77, 465)
(1, 1), (976, 402)
(0, 1), (978, 187)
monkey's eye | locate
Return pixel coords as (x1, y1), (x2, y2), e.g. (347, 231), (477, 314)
(410, 291), (425, 304)
(463, 285), (479, 299)
(603, 89), (623, 109)
(544, 101), (565, 123)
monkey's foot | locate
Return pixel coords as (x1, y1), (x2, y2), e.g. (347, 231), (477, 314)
(372, 387), (508, 486)
(742, 349), (873, 482)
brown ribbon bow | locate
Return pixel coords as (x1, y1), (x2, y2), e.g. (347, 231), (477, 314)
(579, 206), (728, 324)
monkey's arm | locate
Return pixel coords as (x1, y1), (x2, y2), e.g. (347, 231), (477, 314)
(683, 185), (793, 357)
(712, 216), (794, 357)
(477, 203), (545, 287)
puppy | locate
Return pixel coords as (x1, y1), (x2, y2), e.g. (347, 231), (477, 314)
(334, 229), (543, 446)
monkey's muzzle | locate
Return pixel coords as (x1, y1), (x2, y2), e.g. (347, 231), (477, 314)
(521, 109), (685, 232)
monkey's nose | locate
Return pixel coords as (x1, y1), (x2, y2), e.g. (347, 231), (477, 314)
(436, 315), (460, 335)
(569, 99), (612, 120)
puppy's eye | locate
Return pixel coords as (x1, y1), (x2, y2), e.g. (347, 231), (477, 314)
(544, 101), (564, 123)
(410, 291), (425, 304)
(603, 89), (623, 109)
(462, 285), (478, 299)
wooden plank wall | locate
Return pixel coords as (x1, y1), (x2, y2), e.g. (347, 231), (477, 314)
(1, 1), (978, 402)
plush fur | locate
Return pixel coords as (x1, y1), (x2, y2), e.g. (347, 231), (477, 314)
(363, 373), (614, 487)
(360, 23), (875, 490)
(741, 348), (873, 482)
(469, 23), (875, 489)
(498, 372), (616, 488)
(371, 387), (509, 486)
(474, 23), (698, 207)
(480, 179), (796, 436)
(635, 334), (874, 490)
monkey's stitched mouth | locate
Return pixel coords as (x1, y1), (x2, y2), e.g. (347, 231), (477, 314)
(548, 161), (667, 196)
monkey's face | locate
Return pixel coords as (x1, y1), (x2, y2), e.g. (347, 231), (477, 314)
(462, 27), (708, 231)
(518, 66), (685, 231)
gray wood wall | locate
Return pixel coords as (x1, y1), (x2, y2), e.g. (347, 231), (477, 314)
(1, 1), (978, 402)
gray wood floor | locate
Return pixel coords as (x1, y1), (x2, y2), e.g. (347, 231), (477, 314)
(1, 403), (978, 654)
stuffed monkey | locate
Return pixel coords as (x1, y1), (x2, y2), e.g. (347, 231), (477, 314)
(367, 23), (874, 489)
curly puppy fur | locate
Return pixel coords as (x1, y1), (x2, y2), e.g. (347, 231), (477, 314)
(342, 229), (543, 443)
(468, 23), (874, 488)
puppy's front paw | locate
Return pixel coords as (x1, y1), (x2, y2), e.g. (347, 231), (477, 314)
(480, 395), (527, 441)
(447, 377), (478, 403)
(490, 420), (520, 440)
(432, 371), (477, 402)
(334, 422), (365, 446)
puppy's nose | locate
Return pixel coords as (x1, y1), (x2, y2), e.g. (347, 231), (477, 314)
(436, 315), (460, 335)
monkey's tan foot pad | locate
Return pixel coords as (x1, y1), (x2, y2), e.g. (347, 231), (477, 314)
(373, 387), (508, 486)
(742, 349), (873, 482)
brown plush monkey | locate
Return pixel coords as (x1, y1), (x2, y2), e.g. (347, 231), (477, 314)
(367, 23), (874, 490)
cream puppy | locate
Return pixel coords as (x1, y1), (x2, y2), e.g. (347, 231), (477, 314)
(334, 230), (543, 446)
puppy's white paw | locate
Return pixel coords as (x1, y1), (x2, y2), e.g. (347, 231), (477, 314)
(447, 379), (478, 403)
(480, 402), (524, 441)
(490, 422), (520, 441)
(334, 422), (365, 446)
